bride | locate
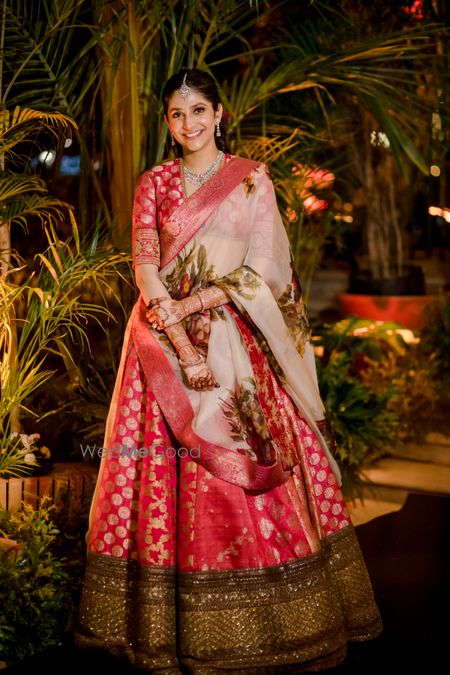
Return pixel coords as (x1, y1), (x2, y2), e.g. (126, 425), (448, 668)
(75, 67), (382, 673)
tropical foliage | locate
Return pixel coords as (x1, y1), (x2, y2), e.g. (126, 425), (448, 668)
(0, 213), (129, 477)
(0, 0), (447, 476)
(313, 313), (447, 490)
(0, 107), (130, 476)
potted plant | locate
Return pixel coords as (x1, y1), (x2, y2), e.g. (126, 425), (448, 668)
(354, 112), (426, 290)
(335, 3), (448, 328)
(339, 108), (439, 328)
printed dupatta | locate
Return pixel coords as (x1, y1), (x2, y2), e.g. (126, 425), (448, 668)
(159, 157), (260, 269)
(108, 157), (341, 494)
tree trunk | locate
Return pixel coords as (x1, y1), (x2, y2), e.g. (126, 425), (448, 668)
(99, 0), (143, 249)
(0, 151), (21, 435)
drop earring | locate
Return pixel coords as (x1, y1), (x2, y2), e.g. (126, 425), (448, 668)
(171, 133), (175, 146)
(216, 122), (221, 137)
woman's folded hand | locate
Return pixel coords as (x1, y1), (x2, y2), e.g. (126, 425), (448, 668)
(179, 357), (219, 391)
(146, 295), (202, 329)
(146, 297), (188, 328)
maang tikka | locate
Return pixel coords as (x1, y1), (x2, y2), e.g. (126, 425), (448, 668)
(178, 73), (191, 99)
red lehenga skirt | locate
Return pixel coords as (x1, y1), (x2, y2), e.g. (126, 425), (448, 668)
(74, 319), (382, 674)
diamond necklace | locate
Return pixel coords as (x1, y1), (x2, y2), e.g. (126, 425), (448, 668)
(181, 150), (224, 187)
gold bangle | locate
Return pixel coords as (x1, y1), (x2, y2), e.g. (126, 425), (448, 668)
(197, 291), (205, 312)
(179, 354), (205, 368)
(174, 340), (192, 352)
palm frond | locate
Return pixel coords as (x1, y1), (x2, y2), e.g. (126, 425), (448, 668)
(0, 106), (76, 154)
(1, 0), (97, 114)
(0, 175), (47, 204)
(1, 192), (70, 230)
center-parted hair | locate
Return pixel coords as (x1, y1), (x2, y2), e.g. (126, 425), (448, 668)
(162, 68), (230, 155)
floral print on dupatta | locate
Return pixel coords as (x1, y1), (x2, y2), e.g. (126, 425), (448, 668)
(214, 265), (287, 383)
(219, 375), (274, 464)
(277, 258), (311, 356)
(162, 243), (218, 358)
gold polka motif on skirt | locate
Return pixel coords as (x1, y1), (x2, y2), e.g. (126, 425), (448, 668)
(108, 461), (119, 474)
(118, 505), (131, 519)
(275, 530), (292, 546)
(259, 517), (274, 540)
(121, 486), (133, 499)
(253, 493), (267, 511)
(294, 539), (310, 557)
(269, 502), (285, 519)
(133, 379), (143, 392)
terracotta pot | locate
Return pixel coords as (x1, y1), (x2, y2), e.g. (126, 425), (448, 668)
(339, 293), (437, 329)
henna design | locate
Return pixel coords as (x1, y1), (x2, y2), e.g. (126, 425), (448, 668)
(146, 286), (229, 329)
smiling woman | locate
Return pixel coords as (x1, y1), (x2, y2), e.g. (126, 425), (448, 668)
(166, 88), (222, 156)
(163, 70), (228, 180)
(74, 68), (382, 673)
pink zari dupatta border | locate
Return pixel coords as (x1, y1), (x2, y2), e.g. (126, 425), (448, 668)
(131, 300), (290, 491)
(160, 157), (260, 270)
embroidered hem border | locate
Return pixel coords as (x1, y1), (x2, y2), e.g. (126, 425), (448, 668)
(74, 525), (382, 673)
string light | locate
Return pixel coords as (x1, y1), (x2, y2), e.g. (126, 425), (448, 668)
(429, 206), (450, 223)
(38, 150), (56, 166)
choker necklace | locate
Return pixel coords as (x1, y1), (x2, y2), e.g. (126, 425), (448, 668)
(182, 150), (224, 187)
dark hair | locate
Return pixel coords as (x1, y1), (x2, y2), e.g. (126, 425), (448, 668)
(162, 68), (230, 156)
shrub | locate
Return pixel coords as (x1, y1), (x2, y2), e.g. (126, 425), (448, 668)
(313, 318), (401, 491)
(0, 490), (90, 665)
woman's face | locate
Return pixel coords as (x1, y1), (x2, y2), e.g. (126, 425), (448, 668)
(165, 88), (222, 155)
